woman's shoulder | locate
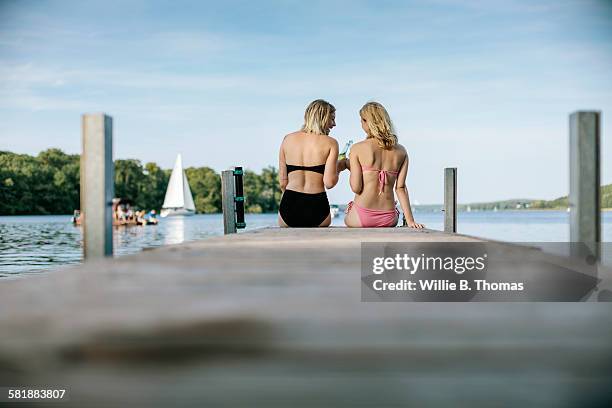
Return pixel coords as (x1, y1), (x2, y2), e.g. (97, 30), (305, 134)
(394, 143), (407, 154)
(393, 143), (408, 163)
(348, 140), (372, 157)
(352, 139), (370, 150)
(323, 134), (339, 146)
(282, 131), (306, 147)
(284, 130), (303, 140)
(284, 130), (333, 140)
(311, 133), (338, 150)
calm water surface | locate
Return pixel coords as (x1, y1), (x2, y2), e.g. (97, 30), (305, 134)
(1, 211), (611, 277)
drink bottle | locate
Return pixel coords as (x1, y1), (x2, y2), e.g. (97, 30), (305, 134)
(338, 140), (353, 160)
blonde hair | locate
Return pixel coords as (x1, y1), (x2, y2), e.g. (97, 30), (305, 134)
(360, 101), (398, 149)
(301, 99), (336, 135)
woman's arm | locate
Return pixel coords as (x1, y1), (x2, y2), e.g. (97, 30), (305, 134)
(336, 158), (350, 173)
(278, 138), (288, 192)
(395, 151), (424, 229)
(323, 139), (339, 189)
(349, 146), (363, 194)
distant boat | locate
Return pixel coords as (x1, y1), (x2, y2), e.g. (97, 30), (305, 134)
(160, 154), (196, 217)
(72, 198), (159, 226)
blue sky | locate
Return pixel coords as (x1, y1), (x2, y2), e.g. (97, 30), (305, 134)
(1, 0), (611, 205)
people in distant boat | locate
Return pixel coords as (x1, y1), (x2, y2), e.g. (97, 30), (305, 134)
(116, 203), (127, 222)
(125, 204), (134, 221)
(340, 101), (424, 229)
(114, 200), (137, 224)
(136, 210), (146, 225)
(148, 210), (159, 223)
(278, 99), (342, 227)
(73, 198), (159, 226)
(142, 210), (158, 225)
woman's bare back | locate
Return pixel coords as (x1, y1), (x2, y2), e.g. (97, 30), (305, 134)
(281, 131), (336, 194)
(350, 139), (407, 210)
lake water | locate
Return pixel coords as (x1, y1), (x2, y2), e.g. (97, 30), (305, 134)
(1, 211), (611, 278)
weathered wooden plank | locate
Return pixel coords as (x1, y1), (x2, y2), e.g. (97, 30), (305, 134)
(0, 228), (611, 407)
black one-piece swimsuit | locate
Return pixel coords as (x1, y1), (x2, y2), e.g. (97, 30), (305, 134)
(279, 164), (330, 227)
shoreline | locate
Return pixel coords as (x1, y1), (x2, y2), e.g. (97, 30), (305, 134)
(2, 208), (612, 217)
(414, 208), (612, 213)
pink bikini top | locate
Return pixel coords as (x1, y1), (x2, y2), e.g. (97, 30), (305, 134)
(361, 165), (399, 194)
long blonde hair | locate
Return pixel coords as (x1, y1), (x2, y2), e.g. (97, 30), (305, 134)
(360, 101), (397, 149)
(301, 99), (335, 135)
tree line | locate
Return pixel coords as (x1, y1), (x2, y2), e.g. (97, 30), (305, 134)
(0, 149), (281, 215)
(530, 184), (612, 210)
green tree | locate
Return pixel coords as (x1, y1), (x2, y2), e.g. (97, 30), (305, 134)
(259, 166), (281, 213)
(141, 162), (170, 211)
(242, 166), (281, 213)
(185, 166), (221, 213)
(0, 149), (81, 214)
(38, 149), (80, 213)
(114, 159), (146, 208)
(243, 169), (262, 213)
(0, 149), (284, 215)
(0, 151), (37, 214)
(602, 184), (612, 209)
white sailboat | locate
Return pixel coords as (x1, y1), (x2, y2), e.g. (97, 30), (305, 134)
(160, 154), (196, 217)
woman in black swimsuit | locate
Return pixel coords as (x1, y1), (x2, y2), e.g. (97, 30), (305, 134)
(278, 99), (340, 227)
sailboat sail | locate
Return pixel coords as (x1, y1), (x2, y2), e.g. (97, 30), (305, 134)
(182, 169), (196, 211)
(161, 154), (195, 216)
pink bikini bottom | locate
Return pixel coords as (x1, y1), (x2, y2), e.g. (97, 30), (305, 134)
(346, 201), (399, 228)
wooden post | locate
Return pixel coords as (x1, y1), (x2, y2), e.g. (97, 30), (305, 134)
(233, 167), (246, 229)
(221, 170), (237, 234)
(444, 167), (457, 233)
(81, 113), (113, 258)
(569, 111), (600, 254)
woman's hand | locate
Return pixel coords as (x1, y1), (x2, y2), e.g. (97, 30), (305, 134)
(279, 177), (288, 192)
(405, 219), (425, 229)
(337, 158), (350, 172)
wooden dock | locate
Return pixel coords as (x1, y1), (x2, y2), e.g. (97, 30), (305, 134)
(1, 227), (612, 407)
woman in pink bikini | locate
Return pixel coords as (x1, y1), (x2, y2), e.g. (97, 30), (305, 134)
(340, 102), (424, 228)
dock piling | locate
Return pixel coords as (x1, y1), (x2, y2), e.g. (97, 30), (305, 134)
(221, 167), (247, 234)
(221, 170), (237, 234)
(444, 167), (457, 233)
(234, 167), (246, 229)
(81, 113), (113, 258)
(569, 111), (601, 256)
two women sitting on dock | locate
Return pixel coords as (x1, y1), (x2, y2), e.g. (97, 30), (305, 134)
(278, 99), (423, 229)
